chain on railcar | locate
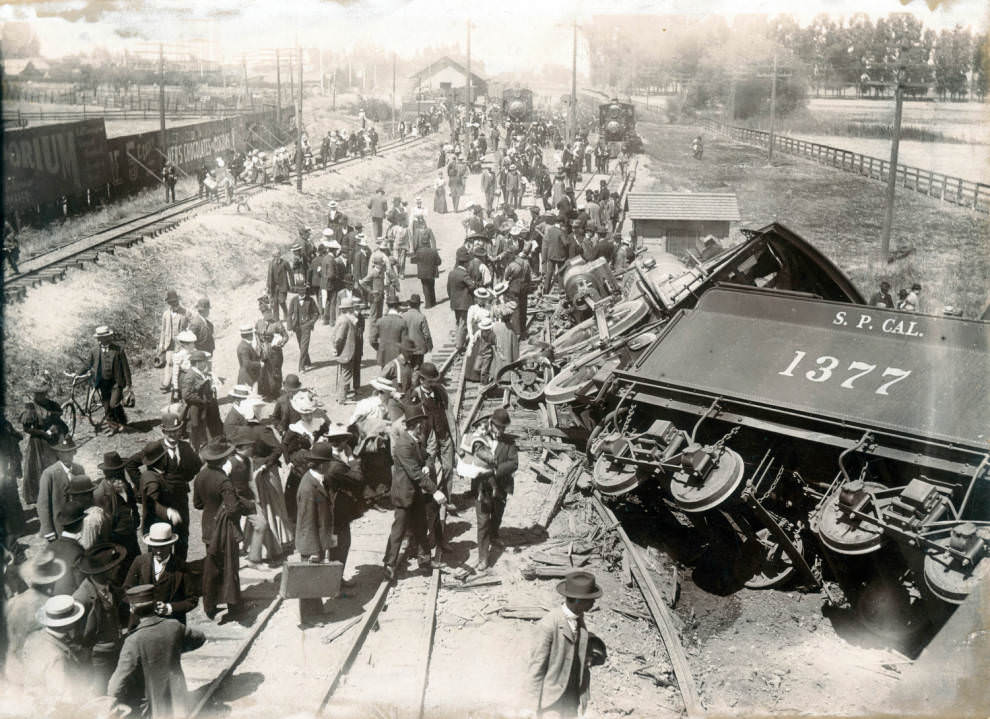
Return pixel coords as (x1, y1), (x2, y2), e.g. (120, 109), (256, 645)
(585, 284), (990, 637)
(598, 98), (643, 155)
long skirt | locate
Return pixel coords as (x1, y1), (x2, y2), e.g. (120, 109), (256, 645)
(21, 437), (54, 505)
(433, 185), (448, 214)
(256, 466), (293, 549)
(258, 348), (284, 401)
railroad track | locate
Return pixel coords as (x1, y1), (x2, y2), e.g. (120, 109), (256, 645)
(4, 135), (432, 304)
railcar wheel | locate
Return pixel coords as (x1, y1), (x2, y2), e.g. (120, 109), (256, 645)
(668, 447), (745, 513)
(544, 354), (621, 405)
(743, 528), (803, 589)
(592, 436), (644, 497)
(815, 481), (885, 555)
(551, 298), (650, 358)
(923, 527), (990, 605)
(503, 356), (554, 402)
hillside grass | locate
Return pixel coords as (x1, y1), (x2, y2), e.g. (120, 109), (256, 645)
(639, 122), (989, 316)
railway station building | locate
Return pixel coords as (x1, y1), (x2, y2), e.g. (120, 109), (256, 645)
(409, 56), (488, 104)
(626, 191), (741, 256)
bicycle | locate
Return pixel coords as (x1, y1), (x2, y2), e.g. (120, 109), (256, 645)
(58, 370), (105, 438)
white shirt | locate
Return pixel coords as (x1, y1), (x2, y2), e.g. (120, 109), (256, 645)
(153, 556), (167, 582)
(561, 603), (581, 635)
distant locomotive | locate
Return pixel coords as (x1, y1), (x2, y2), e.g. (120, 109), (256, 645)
(502, 88), (534, 126)
(598, 99), (642, 153)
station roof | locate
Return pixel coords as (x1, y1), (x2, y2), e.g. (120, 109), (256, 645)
(627, 192), (741, 222)
(409, 56), (487, 85)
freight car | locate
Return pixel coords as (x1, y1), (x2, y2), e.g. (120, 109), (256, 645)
(589, 285), (990, 636)
(599, 98), (642, 154)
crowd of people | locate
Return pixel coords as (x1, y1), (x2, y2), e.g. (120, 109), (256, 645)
(0, 100), (639, 719)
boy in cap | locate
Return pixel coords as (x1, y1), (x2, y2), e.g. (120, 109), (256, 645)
(108, 584), (206, 719)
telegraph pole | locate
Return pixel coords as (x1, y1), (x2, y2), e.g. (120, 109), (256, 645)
(768, 51), (778, 163)
(880, 66), (905, 263)
(288, 52), (295, 104)
(332, 68), (337, 110)
(319, 48), (325, 95)
(275, 48), (282, 130)
(570, 15), (577, 143)
(296, 45), (303, 192)
(391, 52), (397, 137)
(242, 55), (252, 110)
(159, 44), (166, 157)
(466, 19), (472, 107)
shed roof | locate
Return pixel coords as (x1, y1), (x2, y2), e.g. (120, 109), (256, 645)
(627, 192), (740, 222)
(409, 56), (486, 85)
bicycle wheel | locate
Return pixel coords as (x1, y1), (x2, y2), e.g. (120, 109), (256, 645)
(86, 387), (106, 430)
(60, 401), (77, 439)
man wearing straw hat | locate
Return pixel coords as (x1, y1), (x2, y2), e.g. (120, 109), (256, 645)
(78, 325), (132, 435)
(108, 584), (206, 719)
(236, 325), (264, 390)
(4, 550), (66, 656)
(124, 523), (198, 627)
(12, 594), (88, 703)
(156, 289), (188, 394)
(526, 571), (608, 718)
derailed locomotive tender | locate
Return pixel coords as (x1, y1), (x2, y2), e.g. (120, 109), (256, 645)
(530, 222), (988, 635)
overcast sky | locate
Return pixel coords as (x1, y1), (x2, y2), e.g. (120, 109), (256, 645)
(2, 0), (986, 74)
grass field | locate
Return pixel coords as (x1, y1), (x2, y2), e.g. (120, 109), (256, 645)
(640, 121), (990, 317)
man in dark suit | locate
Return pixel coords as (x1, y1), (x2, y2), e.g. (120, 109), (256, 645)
(447, 247), (477, 352)
(236, 325), (263, 389)
(368, 188), (388, 240)
(186, 298), (215, 353)
(123, 523), (198, 627)
(541, 216), (568, 293)
(351, 235), (372, 297)
(108, 584), (206, 719)
(79, 325), (132, 435)
(37, 438), (84, 542)
(193, 440), (249, 619)
(410, 363), (455, 559)
(412, 240), (442, 308)
(526, 571), (606, 718)
(93, 451), (141, 577)
(401, 294), (433, 363)
(266, 249), (293, 321)
(333, 296), (360, 403)
(141, 419), (202, 565)
(503, 247), (532, 339)
(468, 409), (519, 572)
(287, 284), (320, 373)
(383, 404), (442, 581)
(374, 296), (408, 368)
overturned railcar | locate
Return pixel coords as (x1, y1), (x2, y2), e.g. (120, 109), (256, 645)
(590, 284), (990, 630)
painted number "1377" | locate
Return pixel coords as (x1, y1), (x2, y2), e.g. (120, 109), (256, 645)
(778, 350), (912, 395)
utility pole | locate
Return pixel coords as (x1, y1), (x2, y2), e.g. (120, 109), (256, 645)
(275, 48), (282, 131)
(288, 53), (295, 105)
(296, 45), (303, 192)
(570, 15), (577, 143)
(391, 52), (397, 137)
(159, 44), (166, 157)
(320, 48), (325, 95)
(332, 68), (337, 110)
(880, 65), (905, 263)
(242, 55), (252, 110)
(466, 19), (472, 108)
(768, 51), (778, 163)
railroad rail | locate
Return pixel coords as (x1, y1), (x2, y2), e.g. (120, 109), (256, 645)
(3, 134), (432, 304)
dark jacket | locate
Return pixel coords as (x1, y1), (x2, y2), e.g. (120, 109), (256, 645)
(107, 615), (206, 719)
(447, 265), (476, 311)
(412, 245), (442, 280)
(267, 257), (293, 295)
(333, 315), (359, 364)
(375, 312), (407, 367)
(81, 342), (131, 390)
(295, 469), (334, 556)
(236, 339), (263, 385)
(287, 294), (320, 334)
(192, 466), (247, 544)
(542, 225), (568, 262)
(124, 552), (198, 625)
(401, 308), (433, 354)
(389, 430), (437, 508)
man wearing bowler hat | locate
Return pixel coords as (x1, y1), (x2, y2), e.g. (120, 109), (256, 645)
(526, 571), (607, 718)
(78, 325), (132, 435)
(411, 234), (442, 308)
(72, 542), (127, 693)
(294, 441), (337, 625)
(108, 584), (206, 719)
(467, 408), (518, 572)
(156, 289), (188, 394)
(193, 439), (250, 620)
(383, 403), (443, 581)
(124, 523), (198, 628)
(93, 451), (141, 571)
(402, 294), (433, 364)
(140, 430), (199, 566)
(37, 437), (84, 542)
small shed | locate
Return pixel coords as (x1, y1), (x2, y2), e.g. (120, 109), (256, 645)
(409, 56), (487, 104)
(627, 192), (740, 255)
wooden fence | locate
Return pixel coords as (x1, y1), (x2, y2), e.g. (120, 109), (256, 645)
(699, 118), (989, 215)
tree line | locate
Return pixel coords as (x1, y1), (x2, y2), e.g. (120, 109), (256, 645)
(585, 12), (988, 119)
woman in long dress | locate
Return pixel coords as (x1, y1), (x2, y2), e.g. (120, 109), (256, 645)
(464, 288), (494, 381)
(251, 439), (293, 553)
(280, 391), (328, 535)
(18, 381), (69, 505)
(433, 171), (448, 214)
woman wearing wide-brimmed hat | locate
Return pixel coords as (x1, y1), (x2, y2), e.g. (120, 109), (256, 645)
(18, 379), (70, 505)
(280, 390), (329, 532)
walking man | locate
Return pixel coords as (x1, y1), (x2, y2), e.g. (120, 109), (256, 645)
(468, 409), (518, 572)
(333, 296), (360, 403)
(447, 247), (477, 352)
(287, 284), (320, 373)
(156, 290), (188, 394)
(412, 238), (442, 308)
(368, 188), (389, 241)
(401, 294), (433, 364)
(266, 249), (293, 321)
(79, 326), (132, 436)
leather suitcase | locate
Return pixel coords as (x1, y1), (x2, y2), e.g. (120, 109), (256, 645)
(279, 560), (344, 599)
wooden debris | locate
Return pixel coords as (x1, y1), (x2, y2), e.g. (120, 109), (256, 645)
(610, 605), (652, 623)
(321, 616), (362, 645)
(449, 576), (502, 590)
(529, 550), (590, 568)
(521, 564), (579, 580)
(497, 605), (549, 621)
(537, 460), (584, 530)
